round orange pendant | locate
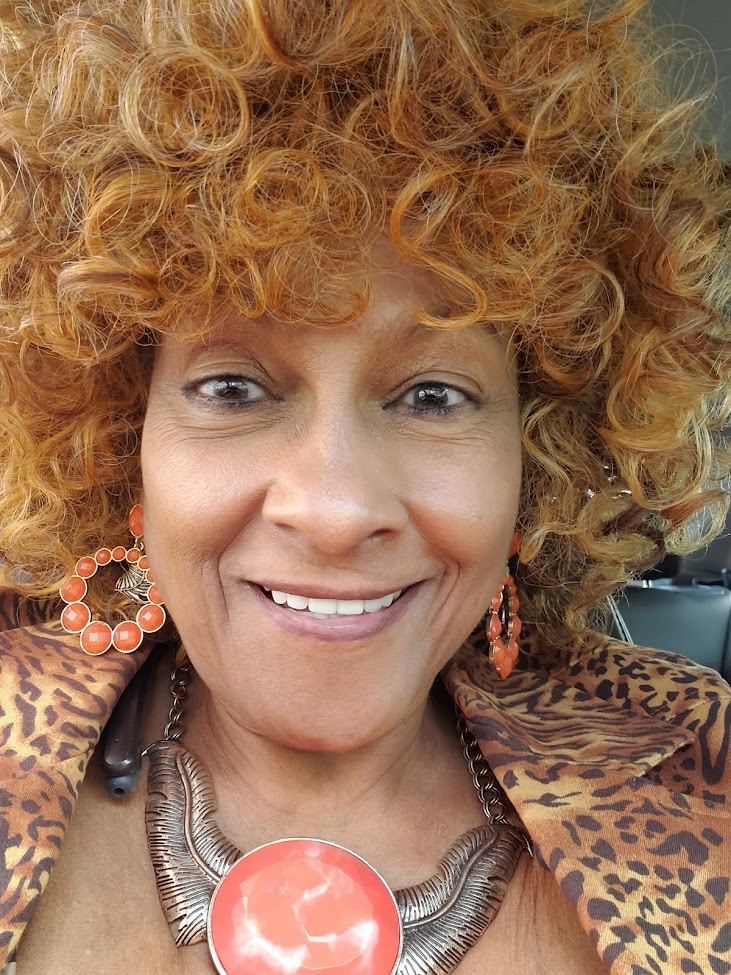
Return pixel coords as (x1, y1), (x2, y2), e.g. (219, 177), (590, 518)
(207, 839), (402, 975)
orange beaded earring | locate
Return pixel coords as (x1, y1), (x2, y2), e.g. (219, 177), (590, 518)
(487, 532), (522, 679)
(59, 504), (166, 655)
(487, 571), (521, 679)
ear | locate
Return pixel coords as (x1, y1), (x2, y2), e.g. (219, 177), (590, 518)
(508, 530), (521, 558)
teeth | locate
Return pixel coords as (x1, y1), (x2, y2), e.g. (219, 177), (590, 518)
(306, 597), (339, 614)
(284, 593), (308, 610)
(263, 587), (403, 617)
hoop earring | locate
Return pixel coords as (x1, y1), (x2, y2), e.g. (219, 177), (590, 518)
(487, 569), (521, 679)
(59, 504), (166, 655)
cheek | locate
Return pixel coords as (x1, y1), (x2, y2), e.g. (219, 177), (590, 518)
(139, 424), (252, 601)
(404, 439), (521, 569)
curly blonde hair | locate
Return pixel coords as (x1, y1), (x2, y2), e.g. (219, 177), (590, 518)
(0, 0), (728, 650)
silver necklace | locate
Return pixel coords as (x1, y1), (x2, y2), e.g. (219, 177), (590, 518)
(144, 664), (530, 975)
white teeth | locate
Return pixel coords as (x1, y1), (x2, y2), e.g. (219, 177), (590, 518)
(325, 598), (363, 615)
(262, 586), (404, 616)
(307, 597), (339, 614)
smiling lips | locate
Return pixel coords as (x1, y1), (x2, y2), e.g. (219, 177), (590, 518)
(260, 586), (405, 618)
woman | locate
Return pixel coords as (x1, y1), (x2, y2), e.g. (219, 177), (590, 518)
(0, 0), (729, 972)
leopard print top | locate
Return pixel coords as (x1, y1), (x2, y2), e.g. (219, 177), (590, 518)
(447, 627), (731, 975)
(0, 587), (729, 974)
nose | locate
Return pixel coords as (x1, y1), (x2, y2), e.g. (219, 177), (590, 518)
(261, 408), (407, 556)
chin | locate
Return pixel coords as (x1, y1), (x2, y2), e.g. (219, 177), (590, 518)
(255, 697), (404, 754)
(198, 653), (429, 755)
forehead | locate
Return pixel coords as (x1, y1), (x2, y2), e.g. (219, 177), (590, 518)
(186, 263), (503, 359)
(161, 242), (510, 369)
(193, 310), (501, 359)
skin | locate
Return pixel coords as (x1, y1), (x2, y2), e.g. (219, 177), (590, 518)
(139, 248), (524, 849)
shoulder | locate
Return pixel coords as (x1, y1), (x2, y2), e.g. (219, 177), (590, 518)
(447, 629), (731, 975)
(0, 589), (144, 778)
(560, 632), (731, 796)
(563, 630), (730, 710)
(448, 627), (730, 784)
(0, 588), (148, 968)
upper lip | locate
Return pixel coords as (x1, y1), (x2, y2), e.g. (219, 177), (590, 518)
(251, 581), (417, 600)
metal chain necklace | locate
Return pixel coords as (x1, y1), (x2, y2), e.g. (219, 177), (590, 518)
(144, 664), (531, 975)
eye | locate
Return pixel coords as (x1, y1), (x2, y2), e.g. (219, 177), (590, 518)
(400, 382), (470, 416)
(193, 375), (266, 405)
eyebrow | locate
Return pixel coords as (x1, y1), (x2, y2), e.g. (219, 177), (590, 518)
(193, 307), (499, 356)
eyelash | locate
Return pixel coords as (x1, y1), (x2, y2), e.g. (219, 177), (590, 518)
(186, 376), (477, 418)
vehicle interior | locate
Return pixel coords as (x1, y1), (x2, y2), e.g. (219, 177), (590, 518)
(605, 0), (730, 683)
(609, 501), (731, 683)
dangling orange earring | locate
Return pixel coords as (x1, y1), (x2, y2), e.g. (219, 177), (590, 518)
(487, 532), (522, 678)
(487, 570), (521, 678)
(59, 504), (166, 655)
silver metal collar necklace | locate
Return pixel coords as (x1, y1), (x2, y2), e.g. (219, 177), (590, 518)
(143, 664), (531, 975)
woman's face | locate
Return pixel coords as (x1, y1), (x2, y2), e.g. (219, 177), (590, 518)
(141, 255), (522, 751)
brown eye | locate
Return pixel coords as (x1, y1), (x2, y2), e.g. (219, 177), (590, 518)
(196, 375), (266, 404)
(401, 382), (468, 416)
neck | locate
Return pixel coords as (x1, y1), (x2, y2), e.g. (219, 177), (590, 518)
(146, 654), (486, 887)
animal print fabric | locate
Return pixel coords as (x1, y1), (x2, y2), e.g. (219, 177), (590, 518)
(0, 587), (728, 974)
(445, 626), (731, 975)
(0, 589), (150, 966)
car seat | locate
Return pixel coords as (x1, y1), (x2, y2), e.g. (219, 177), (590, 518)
(608, 501), (731, 682)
